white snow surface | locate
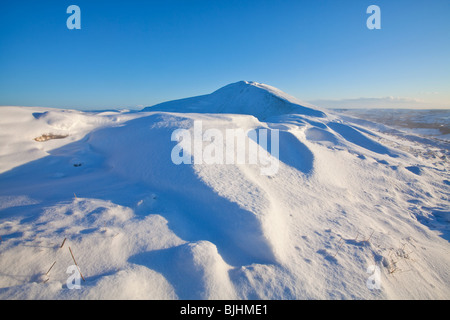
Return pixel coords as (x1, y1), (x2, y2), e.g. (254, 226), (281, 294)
(0, 81), (449, 299)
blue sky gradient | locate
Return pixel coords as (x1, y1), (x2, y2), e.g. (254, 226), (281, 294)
(0, 0), (449, 109)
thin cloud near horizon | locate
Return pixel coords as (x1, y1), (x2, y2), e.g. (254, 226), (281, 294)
(309, 96), (450, 110)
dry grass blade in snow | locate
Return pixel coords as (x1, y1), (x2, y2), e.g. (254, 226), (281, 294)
(34, 133), (69, 142)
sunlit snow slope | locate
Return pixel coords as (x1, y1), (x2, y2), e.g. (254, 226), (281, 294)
(0, 81), (449, 299)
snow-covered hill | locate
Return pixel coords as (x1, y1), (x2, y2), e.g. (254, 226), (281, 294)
(0, 81), (449, 299)
(143, 81), (326, 119)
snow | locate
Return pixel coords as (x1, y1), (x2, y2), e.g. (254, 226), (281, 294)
(0, 82), (449, 300)
(0, 107), (139, 173)
(143, 81), (327, 120)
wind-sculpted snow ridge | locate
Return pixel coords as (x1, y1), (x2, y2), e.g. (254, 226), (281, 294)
(0, 82), (449, 300)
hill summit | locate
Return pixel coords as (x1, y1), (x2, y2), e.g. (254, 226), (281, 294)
(143, 81), (326, 120)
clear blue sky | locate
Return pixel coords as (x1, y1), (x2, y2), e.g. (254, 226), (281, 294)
(1, 0), (449, 110)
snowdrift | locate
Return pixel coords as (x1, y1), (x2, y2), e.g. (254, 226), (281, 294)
(0, 82), (449, 299)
